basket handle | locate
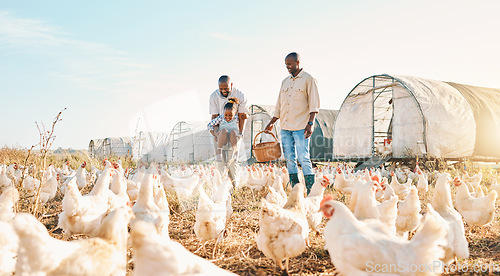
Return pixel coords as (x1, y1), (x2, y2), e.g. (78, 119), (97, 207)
(253, 131), (279, 147)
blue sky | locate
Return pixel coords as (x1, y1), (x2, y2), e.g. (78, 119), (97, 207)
(1, 0), (500, 149)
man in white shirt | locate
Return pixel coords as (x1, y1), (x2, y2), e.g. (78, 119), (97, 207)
(209, 75), (248, 186)
(209, 75), (249, 131)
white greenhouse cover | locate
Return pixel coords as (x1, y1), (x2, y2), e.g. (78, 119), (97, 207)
(164, 121), (215, 163)
(134, 131), (170, 161)
(88, 137), (134, 158)
(334, 74), (500, 160)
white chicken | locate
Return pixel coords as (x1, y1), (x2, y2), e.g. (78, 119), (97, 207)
(109, 167), (131, 206)
(375, 178), (396, 202)
(333, 167), (357, 194)
(6, 163), (22, 185)
(351, 180), (398, 233)
(390, 171), (411, 200)
(396, 185), (422, 236)
(75, 161), (88, 189)
(431, 173), (469, 264)
(277, 166), (290, 188)
(194, 180), (230, 247)
(470, 185), (485, 198)
(265, 175), (287, 207)
(38, 172), (59, 204)
(416, 167), (428, 196)
(131, 165), (146, 184)
(22, 174), (40, 196)
(154, 184), (170, 215)
(303, 176), (331, 233)
(0, 164), (12, 188)
(132, 172), (169, 237)
(58, 162), (116, 238)
(14, 206), (134, 275)
(453, 177), (497, 227)
(160, 168), (200, 199)
(0, 186), (19, 221)
(256, 184), (309, 273)
(0, 220), (18, 275)
(126, 179), (141, 202)
(245, 167), (269, 191)
(0, 186), (19, 275)
(320, 197), (446, 276)
(235, 166), (250, 189)
(131, 220), (236, 276)
(462, 171), (482, 191)
(58, 161), (71, 176)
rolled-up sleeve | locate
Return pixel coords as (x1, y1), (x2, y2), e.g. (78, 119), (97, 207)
(308, 77), (320, 113)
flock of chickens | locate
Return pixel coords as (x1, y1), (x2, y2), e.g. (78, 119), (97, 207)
(0, 159), (499, 275)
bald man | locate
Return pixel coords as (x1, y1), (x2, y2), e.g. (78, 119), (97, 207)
(265, 52), (320, 195)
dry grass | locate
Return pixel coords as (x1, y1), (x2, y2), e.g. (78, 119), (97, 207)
(160, 169), (500, 276)
(0, 147), (35, 165)
(4, 155), (500, 275)
(166, 186), (339, 276)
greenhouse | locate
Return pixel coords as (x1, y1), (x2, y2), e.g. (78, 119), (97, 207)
(245, 104), (338, 162)
(88, 137), (134, 158)
(333, 74), (500, 161)
(164, 121), (215, 163)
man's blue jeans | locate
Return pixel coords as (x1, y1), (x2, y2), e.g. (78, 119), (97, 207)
(281, 129), (314, 175)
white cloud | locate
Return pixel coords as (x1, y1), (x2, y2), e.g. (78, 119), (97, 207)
(0, 11), (175, 98)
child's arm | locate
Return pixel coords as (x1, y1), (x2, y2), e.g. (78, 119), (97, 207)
(207, 115), (222, 133)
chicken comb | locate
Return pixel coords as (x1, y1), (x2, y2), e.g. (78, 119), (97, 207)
(371, 175), (380, 183)
(390, 171), (395, 176)
(126, 201), (134, 208)
(320, 194), (335, 207)
(321, 176), (331, 187)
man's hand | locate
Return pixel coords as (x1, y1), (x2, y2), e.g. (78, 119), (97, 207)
(265, 117), (279, 133)
(304, 124), (313, 139)
(264, 122), (274, 133)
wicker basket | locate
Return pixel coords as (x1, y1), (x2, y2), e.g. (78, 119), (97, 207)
(252, 131), (282, 162)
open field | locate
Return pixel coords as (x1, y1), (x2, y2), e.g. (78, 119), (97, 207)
(3, 147), (500, 275)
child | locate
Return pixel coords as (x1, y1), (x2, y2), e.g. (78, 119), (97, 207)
(207, 98), (242, 161)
